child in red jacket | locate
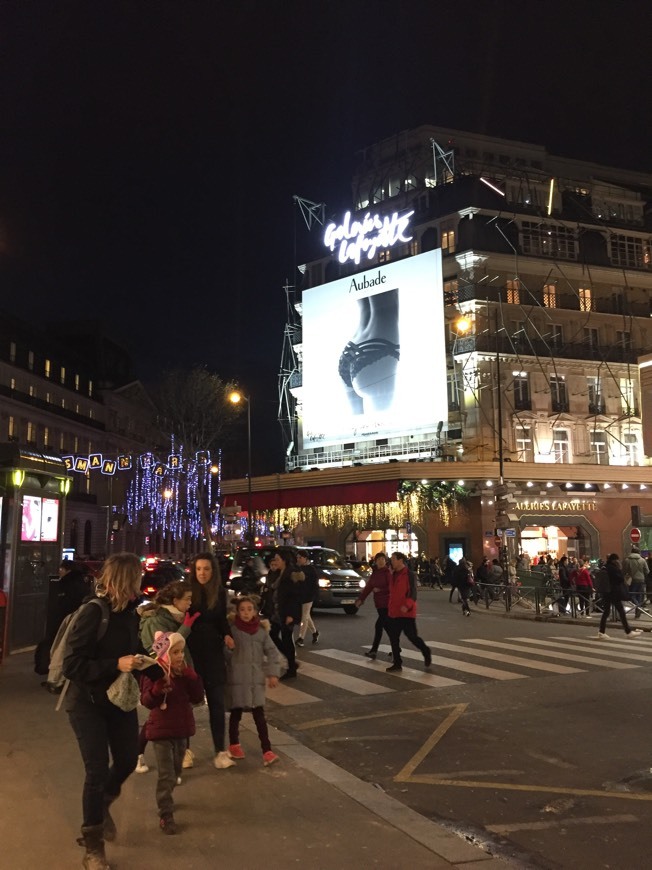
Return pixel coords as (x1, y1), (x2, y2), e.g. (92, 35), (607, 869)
(140, 631), (204, 834)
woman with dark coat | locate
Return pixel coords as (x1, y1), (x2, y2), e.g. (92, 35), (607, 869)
(63, 552), (144, 870)
(185, 552), (235, 770)
(267, 547), (304, 680)
(355, 552), (392, 659)
(597, 553), (643, 639)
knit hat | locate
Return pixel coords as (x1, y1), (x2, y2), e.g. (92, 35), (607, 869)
(151, 630), (185, 678)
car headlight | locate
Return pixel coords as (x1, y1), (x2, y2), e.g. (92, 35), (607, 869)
(358, 579), (366, 588)
(318, 578), (331, 588)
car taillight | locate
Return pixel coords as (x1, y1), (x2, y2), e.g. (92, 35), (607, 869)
(143, 585), (156, 596)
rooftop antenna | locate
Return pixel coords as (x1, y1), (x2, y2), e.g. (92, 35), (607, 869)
(430, 138), (455, 186)
(293, 195), (325, 231)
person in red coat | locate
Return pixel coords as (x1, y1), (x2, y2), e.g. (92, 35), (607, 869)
(355, 552), (393, 660)
(386, 552), (432, 673)
(140, 631), (204, 834)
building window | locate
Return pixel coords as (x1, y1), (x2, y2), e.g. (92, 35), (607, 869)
(89, 408), (94, 419)
(543, 283), (557, 308)
(46, 392), (51, 403)
(521, 221), (577, 259)
(59, 432), (65, 450)
(443, 279), (459, 304)
(587, 376), (604, 414)
(8, 416), (15, 438)
(552, 428), (570, 463)
(28, 350), (34, 371)
(75, 373), (80, 391)
(43, 426), (49, 447)
(611, 234), (646, 268)
(506, 279), (520, 305)
(441, 222), (456, 254)
(9, 341), (16, 362)
(378, 249), (391, 263)
(28, 384), (35, 397)
(10, 377), (16, 390)
(616, 330), (632, 349)
(515, 425), (534, 462)
(74, 436), (79, 452)
(623, 433), (640, 466)
(27, 421), (35, 442)
(550, 375), (568, 412)
(45, 359), (51, 378)
(60, 366), (66, 385)
(579, 286), (592, 312)
(447, 374), (460, 411)
(550, 324), (563, 348)
(75, 403), (80, 414)
(513, 372), (530, 410)
(620, 378), (637, 415)
(61, 398), (66, 409)
(583, 327), (599, 348)
(88, 380), (93, 398)
(590, 430), (609, 465)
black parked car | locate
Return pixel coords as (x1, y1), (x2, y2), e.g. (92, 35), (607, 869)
(140, 560), (188, 599)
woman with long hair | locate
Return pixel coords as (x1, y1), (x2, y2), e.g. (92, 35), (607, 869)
(63, 552), (144, 870)
(136, 580), (199, 775)
(185, 552), (235, 769)
(267, 547), (304, 680)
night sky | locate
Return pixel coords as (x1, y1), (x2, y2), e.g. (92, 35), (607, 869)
(0, 1), (650, 473)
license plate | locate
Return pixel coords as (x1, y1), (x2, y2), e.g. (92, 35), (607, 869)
(340, 599), (356, 605)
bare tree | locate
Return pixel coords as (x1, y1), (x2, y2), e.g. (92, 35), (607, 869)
(153, 367), (239, 544)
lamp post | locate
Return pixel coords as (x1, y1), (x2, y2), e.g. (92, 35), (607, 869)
(229, 391), (253, 544)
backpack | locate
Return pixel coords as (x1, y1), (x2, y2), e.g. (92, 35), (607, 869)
(48, 597), (110, 708)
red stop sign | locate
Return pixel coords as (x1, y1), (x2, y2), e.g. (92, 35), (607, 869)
(494, 535), (502, 546)
(631, 527), (641, 543)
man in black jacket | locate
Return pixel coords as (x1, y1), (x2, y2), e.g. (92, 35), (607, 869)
(295, 551), (320, 647)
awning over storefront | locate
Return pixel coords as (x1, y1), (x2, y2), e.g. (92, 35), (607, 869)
(222, 478), (400, 512)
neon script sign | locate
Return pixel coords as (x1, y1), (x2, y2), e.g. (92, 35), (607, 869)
(324, 209), (414, 265)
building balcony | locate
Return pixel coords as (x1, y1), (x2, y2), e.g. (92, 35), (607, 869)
(454, 333), (643, 365)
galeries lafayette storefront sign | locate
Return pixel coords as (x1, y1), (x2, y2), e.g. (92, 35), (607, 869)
(516, 499), (597, 512)
(324, 209), (414, 264)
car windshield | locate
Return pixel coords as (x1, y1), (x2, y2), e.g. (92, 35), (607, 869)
(305, 549), (350, 569)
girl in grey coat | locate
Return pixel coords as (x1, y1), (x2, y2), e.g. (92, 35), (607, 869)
(226, 596), (282, 766)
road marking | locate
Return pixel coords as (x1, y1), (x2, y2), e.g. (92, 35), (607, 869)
(546, 637), (652, 662)
(486, 814), (638, 834)
(464, 638), (636, 669)
(404, 776), (652, 801)
(296, 657), (394, 694)
(394, 703), (468, 782)
(314, 649), (463, 688)
(373, 645), (526, 680)
(267, 683), (321, 706)
(418, 641), (583, 674)
(296, 704), (462, 731)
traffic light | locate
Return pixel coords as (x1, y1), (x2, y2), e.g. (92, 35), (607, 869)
(631, 505), (642, 527)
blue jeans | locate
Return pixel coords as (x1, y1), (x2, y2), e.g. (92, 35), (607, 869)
(68, 697), (138, 827)
(629, 580), (644, 614)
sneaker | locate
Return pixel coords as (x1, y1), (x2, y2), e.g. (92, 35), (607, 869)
(295, 637), (304, 647)
(386, 663), (403, 673)
(364, 650), (377, 659)
(280, 669), (297, 681)
(176, 776), (182, 785)
(135, 754), (149, 774)
(228, 743), (246, 759)
(312, 631), (320, 644)
(160, 813), (176, 835)
(626, 629), (643, 638)
(263, 750), (279, 766)
(182, 748), (194, 769)
(596, 632), (610, 640)
(213, 751), (236, 769)
(424, 648), (432, 668)
(464, 610), (471, 617)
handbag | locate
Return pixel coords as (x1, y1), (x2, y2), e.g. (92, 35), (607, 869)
(107, 672), (140, 711)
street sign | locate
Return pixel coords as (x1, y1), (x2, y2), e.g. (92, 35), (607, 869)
(405, 521), (412, 534)
(494, 535), (501, 546)
(505, 528), (516, 537)
(630, 527), (642, 544)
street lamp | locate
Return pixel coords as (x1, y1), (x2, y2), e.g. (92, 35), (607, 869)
(229, 390), (253, 544)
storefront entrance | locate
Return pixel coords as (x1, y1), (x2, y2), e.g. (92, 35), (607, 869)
(346, 527), (419, 562)
(518, 516), (598, 562)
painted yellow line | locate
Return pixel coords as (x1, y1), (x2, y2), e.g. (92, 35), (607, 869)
(487, 814), (637, 834)
(403, 776), (652, 801)
(394, 703), (468, 782)
(295, 703), (458, 731)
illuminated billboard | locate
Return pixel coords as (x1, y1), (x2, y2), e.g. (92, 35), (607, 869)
(21, 495), (60, 542)
(301, 249), (446, 449)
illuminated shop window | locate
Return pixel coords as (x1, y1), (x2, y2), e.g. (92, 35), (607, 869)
(579, 287), (592, 311)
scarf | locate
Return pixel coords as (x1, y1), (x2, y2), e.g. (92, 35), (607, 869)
(162, 603), (184, 623)
(235, 615), (260, 635)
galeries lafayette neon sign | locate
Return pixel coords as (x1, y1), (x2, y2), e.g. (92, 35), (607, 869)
(324, 209), (414, 265)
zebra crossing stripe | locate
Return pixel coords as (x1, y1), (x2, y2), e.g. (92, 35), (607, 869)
(267, 683), (321, 706)
(420, 641), (583, 674)
(314, 649), (463, 688)
(548, 637), (652, 662)
(372, 645), (525, 681)
(463, 638), (637, 669)
(296, 658), (395, 694)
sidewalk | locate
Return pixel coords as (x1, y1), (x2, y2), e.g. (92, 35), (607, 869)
(0, 652), (515, 870)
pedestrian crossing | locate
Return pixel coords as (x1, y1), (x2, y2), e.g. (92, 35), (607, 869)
(266, 633), (652, 708)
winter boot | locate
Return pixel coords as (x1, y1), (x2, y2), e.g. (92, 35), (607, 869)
(79, 824), (110, 870)
(103, 797), (117, 841)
